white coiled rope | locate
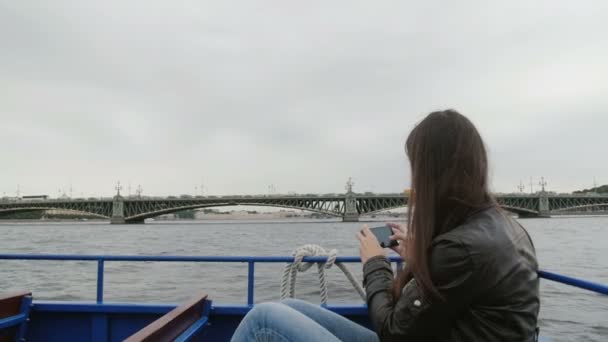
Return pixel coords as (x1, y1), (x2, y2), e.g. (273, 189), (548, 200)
(280, 244), (366, 304)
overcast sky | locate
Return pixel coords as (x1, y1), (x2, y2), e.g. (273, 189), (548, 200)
(1, 1), (607, 197)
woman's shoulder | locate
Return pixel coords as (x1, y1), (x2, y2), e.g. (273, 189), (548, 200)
(432, 206), (515, 264)
(434, 206), (507, 244)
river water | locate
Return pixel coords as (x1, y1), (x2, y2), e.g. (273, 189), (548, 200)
(0, 217), (606, 341)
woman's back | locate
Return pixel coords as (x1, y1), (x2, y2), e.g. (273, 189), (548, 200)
(433, 206), (540, 341)
(364, 206), (539, 341)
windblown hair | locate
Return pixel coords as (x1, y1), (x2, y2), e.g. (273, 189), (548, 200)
(394, 110), (495, 301)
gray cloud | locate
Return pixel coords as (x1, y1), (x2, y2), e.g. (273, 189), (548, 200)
(1, 0), (607, 197)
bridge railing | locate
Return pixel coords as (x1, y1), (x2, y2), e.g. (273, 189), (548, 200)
(0, 254), (606, 306)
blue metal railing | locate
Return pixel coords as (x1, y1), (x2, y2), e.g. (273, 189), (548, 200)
(0, 313), (27, 330)
(538, 270), (608, 295)
(0, 254), (606, 305)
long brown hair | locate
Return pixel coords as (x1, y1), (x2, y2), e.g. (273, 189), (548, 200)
(394, 110), (494, 301)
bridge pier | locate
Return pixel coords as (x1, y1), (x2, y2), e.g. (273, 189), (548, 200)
(110, 194), (126, 224)
(343, 179), (359, 222)
(110, 216), (126, 224)
(538, 193), (551, 218)
(342, 214), (360, 222)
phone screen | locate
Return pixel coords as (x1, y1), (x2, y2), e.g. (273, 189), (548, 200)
(370, 225), (398, 248)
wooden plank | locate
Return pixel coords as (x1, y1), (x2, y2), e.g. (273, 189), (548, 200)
(0, 291), (31, 319)
(124, 292), (208, 342)
(0, 291), (31, 342)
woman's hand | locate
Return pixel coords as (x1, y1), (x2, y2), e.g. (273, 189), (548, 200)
(387, 223), (407, 259)
(357, 225), (386, 265)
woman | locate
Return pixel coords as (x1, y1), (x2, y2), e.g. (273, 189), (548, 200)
(231, 110), (540, 342)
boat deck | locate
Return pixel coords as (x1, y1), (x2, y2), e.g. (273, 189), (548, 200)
(1, 254), (606, 341)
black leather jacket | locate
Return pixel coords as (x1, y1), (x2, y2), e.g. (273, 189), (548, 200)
(363, 207), (539, 342)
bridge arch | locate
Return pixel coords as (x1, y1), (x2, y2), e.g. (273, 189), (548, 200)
(357, 202), (542, 218)
(491, 205), (539, 217)
(552, 203), (608, 212)
(359, 205), (409, 217)
(125, 203), (343, 222)
(0, 207), (109, 219)
(360, 205), (544, 218)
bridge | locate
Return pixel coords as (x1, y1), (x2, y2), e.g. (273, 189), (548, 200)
(1, 187), (607, 224)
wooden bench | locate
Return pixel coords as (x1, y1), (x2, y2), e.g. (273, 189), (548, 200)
(0, 291), (33, 342)
(124, 292), (211, 342)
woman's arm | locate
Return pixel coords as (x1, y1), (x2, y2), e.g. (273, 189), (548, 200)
(363, 239), (475, 341)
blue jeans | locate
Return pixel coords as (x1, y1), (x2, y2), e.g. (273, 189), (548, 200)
(231, 299), (379, 342)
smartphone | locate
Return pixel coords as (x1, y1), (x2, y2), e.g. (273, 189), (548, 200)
(370, 225), (398, 248)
